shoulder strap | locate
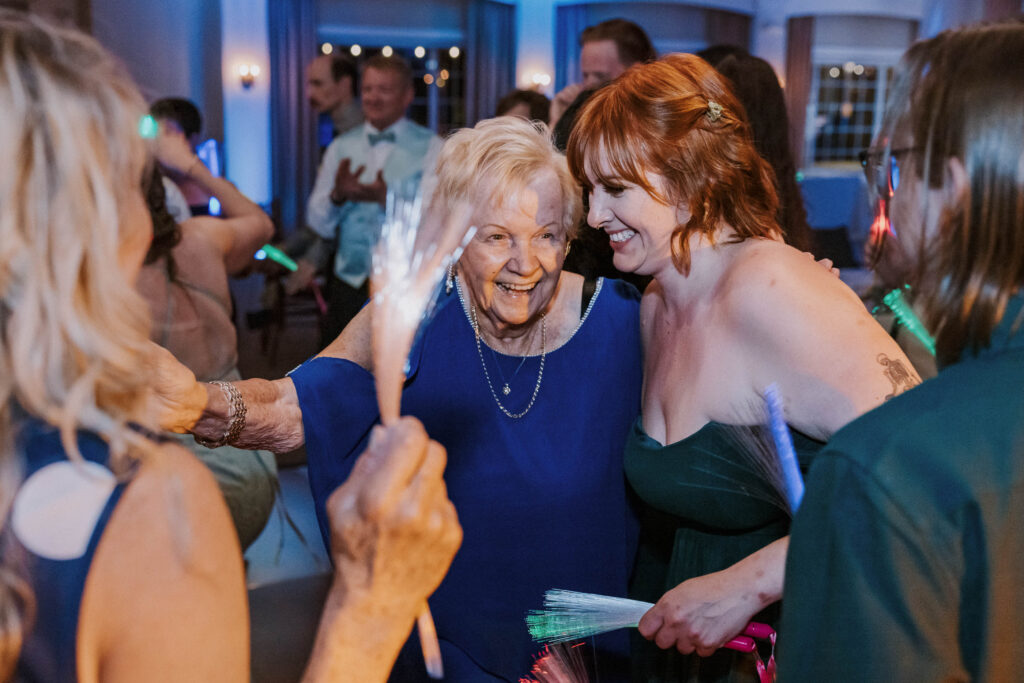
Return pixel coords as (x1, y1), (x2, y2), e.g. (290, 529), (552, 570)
(581, 276), (598, 313)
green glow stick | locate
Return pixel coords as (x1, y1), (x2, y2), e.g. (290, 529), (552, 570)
(139, 114), (158, 139)
(883, 286), (936, 356)
(259, 244), (298, 272)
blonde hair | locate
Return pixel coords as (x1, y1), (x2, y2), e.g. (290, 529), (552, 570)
(0, 12), (156, 675)
(433, 116), (582, 240)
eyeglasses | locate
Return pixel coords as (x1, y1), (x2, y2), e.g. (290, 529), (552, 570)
(859, 146), (918, 200)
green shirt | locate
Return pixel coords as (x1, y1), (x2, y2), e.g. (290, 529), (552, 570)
(780, 296), (1024, 681)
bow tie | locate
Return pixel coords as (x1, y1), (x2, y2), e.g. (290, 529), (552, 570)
(368, 130), (396, 146)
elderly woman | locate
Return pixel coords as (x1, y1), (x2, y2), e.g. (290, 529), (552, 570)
(0, 11), (459, 682)
(159, 116), (642, 680)
(782, 22), (1024, 680)
(567, 54), (920, 682)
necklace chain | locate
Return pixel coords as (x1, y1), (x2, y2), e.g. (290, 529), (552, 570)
(456, 277), (546, 419)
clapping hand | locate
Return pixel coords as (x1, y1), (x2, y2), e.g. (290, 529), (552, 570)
(330, 159), (388, 207)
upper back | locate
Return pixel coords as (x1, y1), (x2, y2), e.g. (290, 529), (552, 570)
(136, 225), (237, 381)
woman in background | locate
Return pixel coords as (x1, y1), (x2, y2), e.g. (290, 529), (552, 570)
(782, 22), (1024, 681)
(568, 53), (919, 682)
(0, 12), (459, 681)
(138, 129), (276, 549)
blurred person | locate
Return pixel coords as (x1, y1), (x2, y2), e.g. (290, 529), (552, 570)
(305, 54), (442, 344)
(152, 116), (644, 681)
(568, 53), (919, 682)
(549, 18), (656, 128)
(306, 52), (362, 146)
(782, 22), (1024, 681)
(150, 97), (213, 215)
(137, 125), (278, 549)
(699, 46), (813, 252)
(496, 88), (551, 124)
(0, 11), (460, 683)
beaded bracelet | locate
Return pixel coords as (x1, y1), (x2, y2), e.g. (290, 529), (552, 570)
(194, 381), (247, 448)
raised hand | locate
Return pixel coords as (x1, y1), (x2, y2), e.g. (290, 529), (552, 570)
(325, 417), (462, 609)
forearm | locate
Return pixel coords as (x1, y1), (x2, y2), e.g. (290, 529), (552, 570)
(728, 536), (788, 609)
(191, 377), (305, 453)
(301, 581), (417, 683)
(188, 163), (268, 222)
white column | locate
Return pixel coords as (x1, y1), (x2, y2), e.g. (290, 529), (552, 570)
(220, 0), (272, 204)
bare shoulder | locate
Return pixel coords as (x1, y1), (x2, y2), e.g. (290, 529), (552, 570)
(718, 239), (864, 331)
(77, 441), (247, 682)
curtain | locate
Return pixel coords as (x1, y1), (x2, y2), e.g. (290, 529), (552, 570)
(704, 9), (751, 50)
(554, 4), (587, 92)
(267, 0), (317, 236)
(785, 16), (814, 169)
(465, 0), (516, 125)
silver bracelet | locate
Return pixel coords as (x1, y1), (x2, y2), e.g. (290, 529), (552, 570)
(193, 381), (247, 448)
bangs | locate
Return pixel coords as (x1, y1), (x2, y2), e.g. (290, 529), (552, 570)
(567, 91), (667, 204)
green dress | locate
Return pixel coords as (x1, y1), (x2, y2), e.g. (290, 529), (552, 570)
(625, 418), (822, 682)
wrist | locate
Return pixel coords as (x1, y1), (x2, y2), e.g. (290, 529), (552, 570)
(329, 190), (347, 206)
(191, 382), (244, 447)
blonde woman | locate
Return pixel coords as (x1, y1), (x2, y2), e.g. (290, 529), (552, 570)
(0, 12), (459, 682)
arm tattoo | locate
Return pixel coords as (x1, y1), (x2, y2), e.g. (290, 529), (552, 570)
(877, 353), (920, 400)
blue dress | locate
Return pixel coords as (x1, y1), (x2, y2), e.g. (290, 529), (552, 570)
(14, 420), (128, 682)
(290, 278), (643, 681)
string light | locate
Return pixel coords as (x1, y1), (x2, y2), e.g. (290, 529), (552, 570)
(414, 46), (426, 59)
(321, 42), (333, 55)
(350, 44), (362, 56)
(382, 45), (393, 57)
(449, 46), (460, 58)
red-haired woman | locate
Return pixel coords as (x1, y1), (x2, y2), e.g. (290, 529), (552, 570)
(567, 53), (920, 681)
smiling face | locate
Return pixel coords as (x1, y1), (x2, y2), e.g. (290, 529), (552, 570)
(361, 66), (413, 131)
(585, 147), (683, 277)
(458, 172), (568, 335)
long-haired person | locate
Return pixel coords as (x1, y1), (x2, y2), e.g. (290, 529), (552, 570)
(781, 22), (1024, 681)
(0, 12), (458, 681)
(567, 54), (919, 682)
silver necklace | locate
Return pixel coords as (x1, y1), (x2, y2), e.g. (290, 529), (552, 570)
(490, 345), (529, 395)
(456, 278), (546, 419)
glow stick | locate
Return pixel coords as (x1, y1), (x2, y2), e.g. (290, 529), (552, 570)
(256, 244), (299, 272)
(526, 589), (767, 654)
(763, 384), (803, 513)
(370, 179), (473, 679)
(883, 286), (936, 356)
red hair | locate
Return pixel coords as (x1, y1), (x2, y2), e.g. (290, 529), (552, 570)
(567, 53), (780, 274)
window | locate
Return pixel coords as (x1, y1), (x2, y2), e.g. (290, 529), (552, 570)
(809, 62), (893, 163)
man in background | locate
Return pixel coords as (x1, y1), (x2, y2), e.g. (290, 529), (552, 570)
(549, 18), (656, 128)
(151, 97), (213, 216)
(305, 54), (441, 344)
(306, 53), (363, 147)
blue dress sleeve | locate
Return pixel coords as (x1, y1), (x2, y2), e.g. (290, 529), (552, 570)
(288, 356), (380, 548)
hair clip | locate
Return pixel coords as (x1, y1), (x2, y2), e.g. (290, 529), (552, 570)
(706, 100), (723, 123)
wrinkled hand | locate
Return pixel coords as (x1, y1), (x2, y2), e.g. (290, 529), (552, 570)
(549, 83), (584, 129)
(325, 417), (461, 613)
(638, 569), (761, 657)
(330, 160), (388, 206)
(141, 341), (207, 433)
(155, 127), (200, 177)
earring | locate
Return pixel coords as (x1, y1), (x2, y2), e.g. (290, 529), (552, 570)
(565, 242), (572, 258)
(445, 263), (455, 294)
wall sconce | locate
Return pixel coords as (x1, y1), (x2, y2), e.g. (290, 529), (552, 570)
(237, 63), (260, 90)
